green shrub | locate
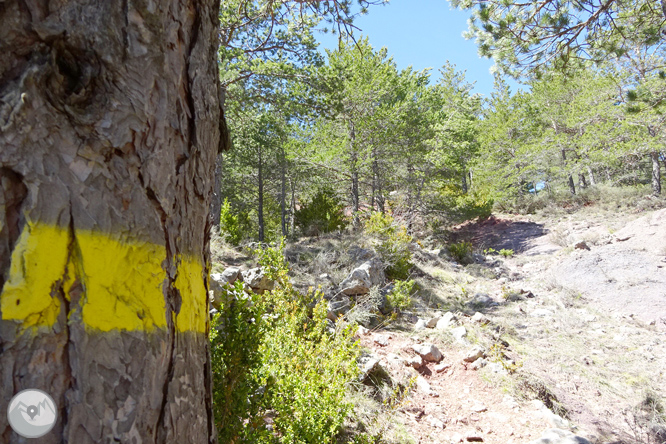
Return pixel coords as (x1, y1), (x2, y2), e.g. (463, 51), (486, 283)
(295, 187), (347, 236)
(453, 191), (494, 221)
(386, 280), (415, 313)
(364, 212), (413, 280)
(499, 248), (514, 258)
(447, 241), (473, 264)
(437, 186), (493, 222)
(220, 198), (252, 245)
(211, 238), (361, 443)
(210, 281), (265, 442)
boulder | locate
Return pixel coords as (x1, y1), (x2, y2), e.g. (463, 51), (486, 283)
(209, 267), (243, 308)
(327, 294), (351, 321)
(414, 319), (427, 330)
(348, 246), (374, 263)
(574, 241), (591, 251)
(426, 315), (441, 328)
(451, 326), (468, 342)
(358, 355), (380, 378)
(221, 266), (242, 284)
(466, 293), (496, 309)
(471, 358), (488, 370)
(471, 312), (490, 324)
(242, 267), (275, 294)
(463, 346), (486, 363)
(416, 376), (438, 396)
(340, 258), (385, 295)
(405, 355), (424, 369)
(374, 334), (390, 347)
(435, 312), (457, 329)
(412, 343), (443, 362)
(528, 428), (591, 444)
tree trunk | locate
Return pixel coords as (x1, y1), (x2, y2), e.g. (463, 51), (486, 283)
(651, 151), (662, 195)
(578, 173), (587, 189)
(211, 153), (224, 228)
(258, 151), (265, 242)
(461, 171), (468, 194)
(290, 178), (296, 237)
(348, 120), (359, 228)
(280, 148), (287, 238)
(0, 2), (222, 443)
(568, 175), (577, 195)
(562, 150), (576, 195)
(587, 166), (596, 186)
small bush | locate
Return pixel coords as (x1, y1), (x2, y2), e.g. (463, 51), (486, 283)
(220, 198), (252, 245)
(447, 241), (473, 264)
(364, 212), (413, 280)
(386, 280), (415, 313)
(437, 186), (494, 222)
(210, 282), (265, 442)
(211, 238), (361, 443)
(295, 187), (347, 236)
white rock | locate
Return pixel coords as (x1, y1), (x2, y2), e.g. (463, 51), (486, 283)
(471, 403), (488, 413)
(358, 356), (379, 376)
(471, 312), (490, 324)
(242, 267), (275, 293)
(528, 428), (591, 444)
(374, 334), (389, 347)
(451, 326), (468, 342)
(471, 358), (488, 370)
(416, 376), (438, 396)
(414, 319), (427, 330)
(434, 362), (451, 373)
(356, 325), (370, 336)
(340, 258), (385, 295)
(426, 315), (441, 328)
(487, 362), (508, 375)
(412, 343), (443, 362)
(436, 311), (457, 329)
(463, 346), (486, 363)
(405, 355), (424, 369)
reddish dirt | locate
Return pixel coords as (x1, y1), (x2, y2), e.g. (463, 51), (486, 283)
(358, 333), (556, 444)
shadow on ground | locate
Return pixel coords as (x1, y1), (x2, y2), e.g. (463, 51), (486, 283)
(450, 216), (547, 253)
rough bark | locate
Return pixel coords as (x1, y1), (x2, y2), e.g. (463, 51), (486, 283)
(0, 1), (223, 443)
(348, 120), (359, 228)
(258, 150), (265, 242)
(578, 173), (587, 189)
(568, 175), (577, 195)
(289, 177), (296, 237)
(280, 148), (287, 237)
(651, 151), (662, 195)
(210, 153), (224, 228)
(562, 150), (576, 195)
(587, 166), (596, 187)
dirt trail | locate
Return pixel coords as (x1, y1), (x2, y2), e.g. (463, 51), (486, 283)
(364, 208), (666, 444)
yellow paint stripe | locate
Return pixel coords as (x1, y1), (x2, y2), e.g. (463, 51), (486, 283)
(76, 231), (168, 332)
(174, 257), (207, 333)
(1, 221), (208, 333)
(1, 222), (68, 328)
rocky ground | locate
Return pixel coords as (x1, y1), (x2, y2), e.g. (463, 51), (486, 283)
(212, 206), (666, 444)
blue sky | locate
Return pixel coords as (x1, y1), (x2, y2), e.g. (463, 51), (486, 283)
(316, 0), (520, 98)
